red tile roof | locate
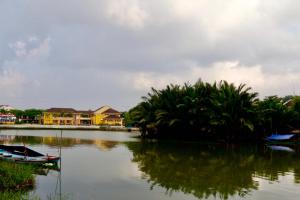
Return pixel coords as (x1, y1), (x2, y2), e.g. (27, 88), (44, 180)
(102, 108), (120, 114)
(76, 110), (93, 114)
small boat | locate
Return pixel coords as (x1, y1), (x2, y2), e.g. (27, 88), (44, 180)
(266, 134), (296, 141)
(0, 145), (60, 164)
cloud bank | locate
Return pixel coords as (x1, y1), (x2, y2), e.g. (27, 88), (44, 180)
(1, 0), (300, 110)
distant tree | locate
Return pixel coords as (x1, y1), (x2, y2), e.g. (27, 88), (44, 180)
(23, 109), (43, 120)
(122, 111), (136, 127)
(9, 109), (25, 118)
(288, 96), (300, 130)
(0, 109), (8, 114)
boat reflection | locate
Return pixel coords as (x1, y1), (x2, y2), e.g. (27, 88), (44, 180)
(267, 145), (295, 152)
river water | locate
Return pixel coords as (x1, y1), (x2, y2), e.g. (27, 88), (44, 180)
(0, 129), (300, 200)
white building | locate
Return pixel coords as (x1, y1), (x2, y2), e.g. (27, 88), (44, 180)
(0, 105), (15, 111)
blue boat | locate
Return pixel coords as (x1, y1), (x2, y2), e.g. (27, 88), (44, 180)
(266, 134), (295, 141)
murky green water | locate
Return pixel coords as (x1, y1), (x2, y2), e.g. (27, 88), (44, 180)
(0, 130), (300, 200)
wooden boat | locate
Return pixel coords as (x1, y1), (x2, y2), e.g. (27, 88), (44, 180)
(0, 145), (60, 164)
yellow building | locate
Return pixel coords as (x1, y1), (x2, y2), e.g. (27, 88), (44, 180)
(41, 106), (122, 126)
(42, 108), (77, 125)
(92, 106), (123, 126)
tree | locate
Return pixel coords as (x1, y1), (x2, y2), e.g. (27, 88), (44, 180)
(128, 80), (260, 141)
(257, 96), (293, 133)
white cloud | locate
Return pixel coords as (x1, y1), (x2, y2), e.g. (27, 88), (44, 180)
(169, 0), (261, 40)
(0, 36), (51, 102)
(128, 72), (182, 90)
(105, 0), (148, 29)
(190, 61), (265, 88)
(0, 69), (26, 97)
(127, 61), (300, 98)
(2, 1), (300, 109)
(9, 37), (51, 60)
(9, 41), (27, 57)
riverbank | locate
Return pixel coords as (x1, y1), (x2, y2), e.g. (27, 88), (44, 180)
(0, 160), (35, 190)
(0, 124), (139, 132)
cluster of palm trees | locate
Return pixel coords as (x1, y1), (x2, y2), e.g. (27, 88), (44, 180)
(126, 80), (300, 141)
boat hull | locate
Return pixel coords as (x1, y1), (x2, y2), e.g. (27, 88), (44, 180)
(0, 145), (59, 164)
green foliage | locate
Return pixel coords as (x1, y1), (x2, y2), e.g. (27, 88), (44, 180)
(257, 96), (293, 133)
(23, 109), (43, 118)
(0, 160), (35, 189)
(128, 80), (260, 141)
(9, 109), (25, 118)
(0, 109), (8, 114)
(122, 112), (136, 127)
(6, 109), (44, 123)
(0, 191), (39, 200)
(127, 80), (300, 141)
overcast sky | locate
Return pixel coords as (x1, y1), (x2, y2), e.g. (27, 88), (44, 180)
(1, 0), (300, 110)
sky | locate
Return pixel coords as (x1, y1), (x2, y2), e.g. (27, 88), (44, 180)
(1, 0), (300, 111)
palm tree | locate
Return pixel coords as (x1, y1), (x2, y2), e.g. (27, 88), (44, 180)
(209, 81), (258, 141)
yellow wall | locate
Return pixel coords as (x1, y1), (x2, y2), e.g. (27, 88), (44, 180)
(92, 114), (122, 125)
(42, 112), (74, 125)
(42, 106), (123, 126)
(92, 114), (107, 125)
(0, 121), (15, 125)
(43, 112), (53, 125)
(103, 119), (122, 126)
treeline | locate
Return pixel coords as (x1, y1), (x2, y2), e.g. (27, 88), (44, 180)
(0, 109), (43, 123)
(124, 80), (300, 141)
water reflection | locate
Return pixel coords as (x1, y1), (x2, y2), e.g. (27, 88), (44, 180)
(2, 131), (300, 200)
(0, 135), (119, 151)
(126, 142), (300, 199)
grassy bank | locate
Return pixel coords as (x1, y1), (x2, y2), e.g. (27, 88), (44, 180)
(0, 160), (43, 199)
(0, 160), (35, 190)
(0, 191), (38, 200)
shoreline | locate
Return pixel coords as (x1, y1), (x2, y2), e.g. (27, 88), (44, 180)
(0, 124), (140, 132)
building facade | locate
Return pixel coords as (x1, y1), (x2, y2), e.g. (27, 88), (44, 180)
(0, 114), (16, 124)
(41, 106), (122, 126)
(92, 106), (122, 125)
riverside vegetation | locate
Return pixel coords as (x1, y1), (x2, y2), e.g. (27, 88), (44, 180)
(125, 80), (300, 141)
(0, 160), (35, 199)
(0, 160), (65, 200)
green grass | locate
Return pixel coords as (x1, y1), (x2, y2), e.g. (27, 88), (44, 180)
(0, 160), (69, 199)
(0, 191), (39, 200)
(0, 160), (35, 190)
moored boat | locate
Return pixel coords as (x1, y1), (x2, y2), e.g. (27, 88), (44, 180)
(0, 145), (60, 164)
(265, 133), (300, 145)
(266, 134), (296, 141)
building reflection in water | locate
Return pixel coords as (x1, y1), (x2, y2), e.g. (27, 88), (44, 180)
(0, 135), (119, 151)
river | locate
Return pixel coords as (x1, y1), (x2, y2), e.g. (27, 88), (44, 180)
(0, 129), (299, 200)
